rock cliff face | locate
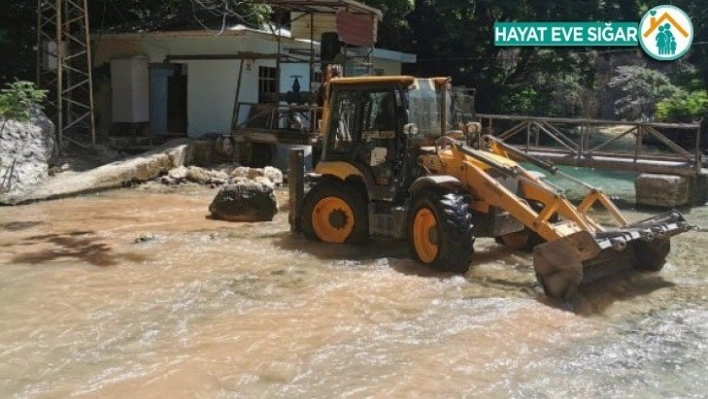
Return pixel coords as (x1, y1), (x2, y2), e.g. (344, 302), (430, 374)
(0, 111), (56, 198)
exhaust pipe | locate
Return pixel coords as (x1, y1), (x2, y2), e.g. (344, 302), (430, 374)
(289, 148), (305, 233)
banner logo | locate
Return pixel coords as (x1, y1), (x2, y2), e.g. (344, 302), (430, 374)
(494, 23), (638, 46)
(494, 5), (693, 61)
(638, 5), (693, 60)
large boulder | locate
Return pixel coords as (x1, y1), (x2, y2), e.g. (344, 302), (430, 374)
(635, 173), (690, 207)
(209, 181), (278, 222)
(0, 110), (55, 198)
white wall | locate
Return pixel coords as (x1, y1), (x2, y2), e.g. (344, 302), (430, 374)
(110, 57), (150, 123)
(185, 60), (236, 135)
(183, 58), (265, 136)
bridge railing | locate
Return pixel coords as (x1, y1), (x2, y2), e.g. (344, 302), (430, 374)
(475, 114), (703, 175)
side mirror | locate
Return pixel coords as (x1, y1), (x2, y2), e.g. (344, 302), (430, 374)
(403, 123), (419, 136)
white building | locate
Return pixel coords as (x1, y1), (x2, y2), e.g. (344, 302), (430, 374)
(92, 16), (416, 139)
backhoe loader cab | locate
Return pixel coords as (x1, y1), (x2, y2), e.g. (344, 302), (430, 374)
(295, 75), (691, 299)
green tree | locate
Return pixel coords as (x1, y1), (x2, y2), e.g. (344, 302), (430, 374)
(675, 0), (708, 86)
(608, 65), (682, 121)
(360, 0), (412, 51)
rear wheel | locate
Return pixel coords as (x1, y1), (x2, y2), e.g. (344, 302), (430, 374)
(301, 181), (368, 244)
(408, 190), (475, 273)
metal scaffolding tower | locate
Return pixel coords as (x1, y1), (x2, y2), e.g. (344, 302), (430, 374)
(36, 0), (96, 148)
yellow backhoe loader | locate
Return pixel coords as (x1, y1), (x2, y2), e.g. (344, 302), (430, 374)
(289, 75), (692, 299)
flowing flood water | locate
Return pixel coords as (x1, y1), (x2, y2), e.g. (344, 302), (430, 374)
(0, 184), (706, 398)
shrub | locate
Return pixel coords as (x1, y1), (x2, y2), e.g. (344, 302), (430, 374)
(0, 80), (47, 123)
(655, 90), (708, 122)
(499, 87), (540, 115)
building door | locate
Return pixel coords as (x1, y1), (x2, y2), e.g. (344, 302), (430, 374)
(167, 72), (187, 133)
(150, 64), (187, 134)
(150, 66), (170, 133)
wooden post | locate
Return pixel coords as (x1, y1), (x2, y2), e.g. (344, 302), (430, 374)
(635, 125), (643, 164)
(289, 148), (305, 232)
(695, 123), (702, 175)
(230, 60), (245, 131)
(525, 121), (531, 152)
(230, 60), (246, 163)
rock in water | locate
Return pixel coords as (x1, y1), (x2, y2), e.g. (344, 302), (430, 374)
(185, 165), (211, 184)
(263, 166), (284, 186)
(209, 182), (278, 222)
(168, 165), (188, 181)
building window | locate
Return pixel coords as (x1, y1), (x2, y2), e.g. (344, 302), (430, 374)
(258, 66), (277, 103)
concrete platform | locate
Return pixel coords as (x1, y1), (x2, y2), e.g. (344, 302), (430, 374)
(0, 139), (192, 205)
(635, 173), (690, 207)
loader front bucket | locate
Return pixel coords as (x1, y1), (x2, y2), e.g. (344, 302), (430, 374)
(533, 211), (692, 299)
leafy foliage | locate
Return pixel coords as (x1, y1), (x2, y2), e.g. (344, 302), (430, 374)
(90, 0), (271, 31)
(608, 66), (682, 121)
(0, 81), (47, 122)
(498, 88), (539, 115)
(656, 90), (708, 122)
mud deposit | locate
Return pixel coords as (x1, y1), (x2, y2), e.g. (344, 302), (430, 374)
(1, 185), (706, 397)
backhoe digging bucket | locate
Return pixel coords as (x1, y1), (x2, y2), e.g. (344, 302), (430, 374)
(533, 211), (692, 299)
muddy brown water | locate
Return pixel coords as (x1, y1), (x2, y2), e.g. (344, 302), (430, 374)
(0, 184), (706, 398)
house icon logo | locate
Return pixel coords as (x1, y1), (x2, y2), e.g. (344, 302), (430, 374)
(639, 5), (693, 61)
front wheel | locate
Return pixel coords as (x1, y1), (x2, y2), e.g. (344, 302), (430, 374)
(408, 190), (475, 273)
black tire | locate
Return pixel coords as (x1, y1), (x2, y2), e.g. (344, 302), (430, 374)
(301, 180), (369, 244)
(633, 239), (670, 272)
(408, 190), (475, 273)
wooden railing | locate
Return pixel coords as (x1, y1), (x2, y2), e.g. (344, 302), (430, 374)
(475, 114), (704, 176)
